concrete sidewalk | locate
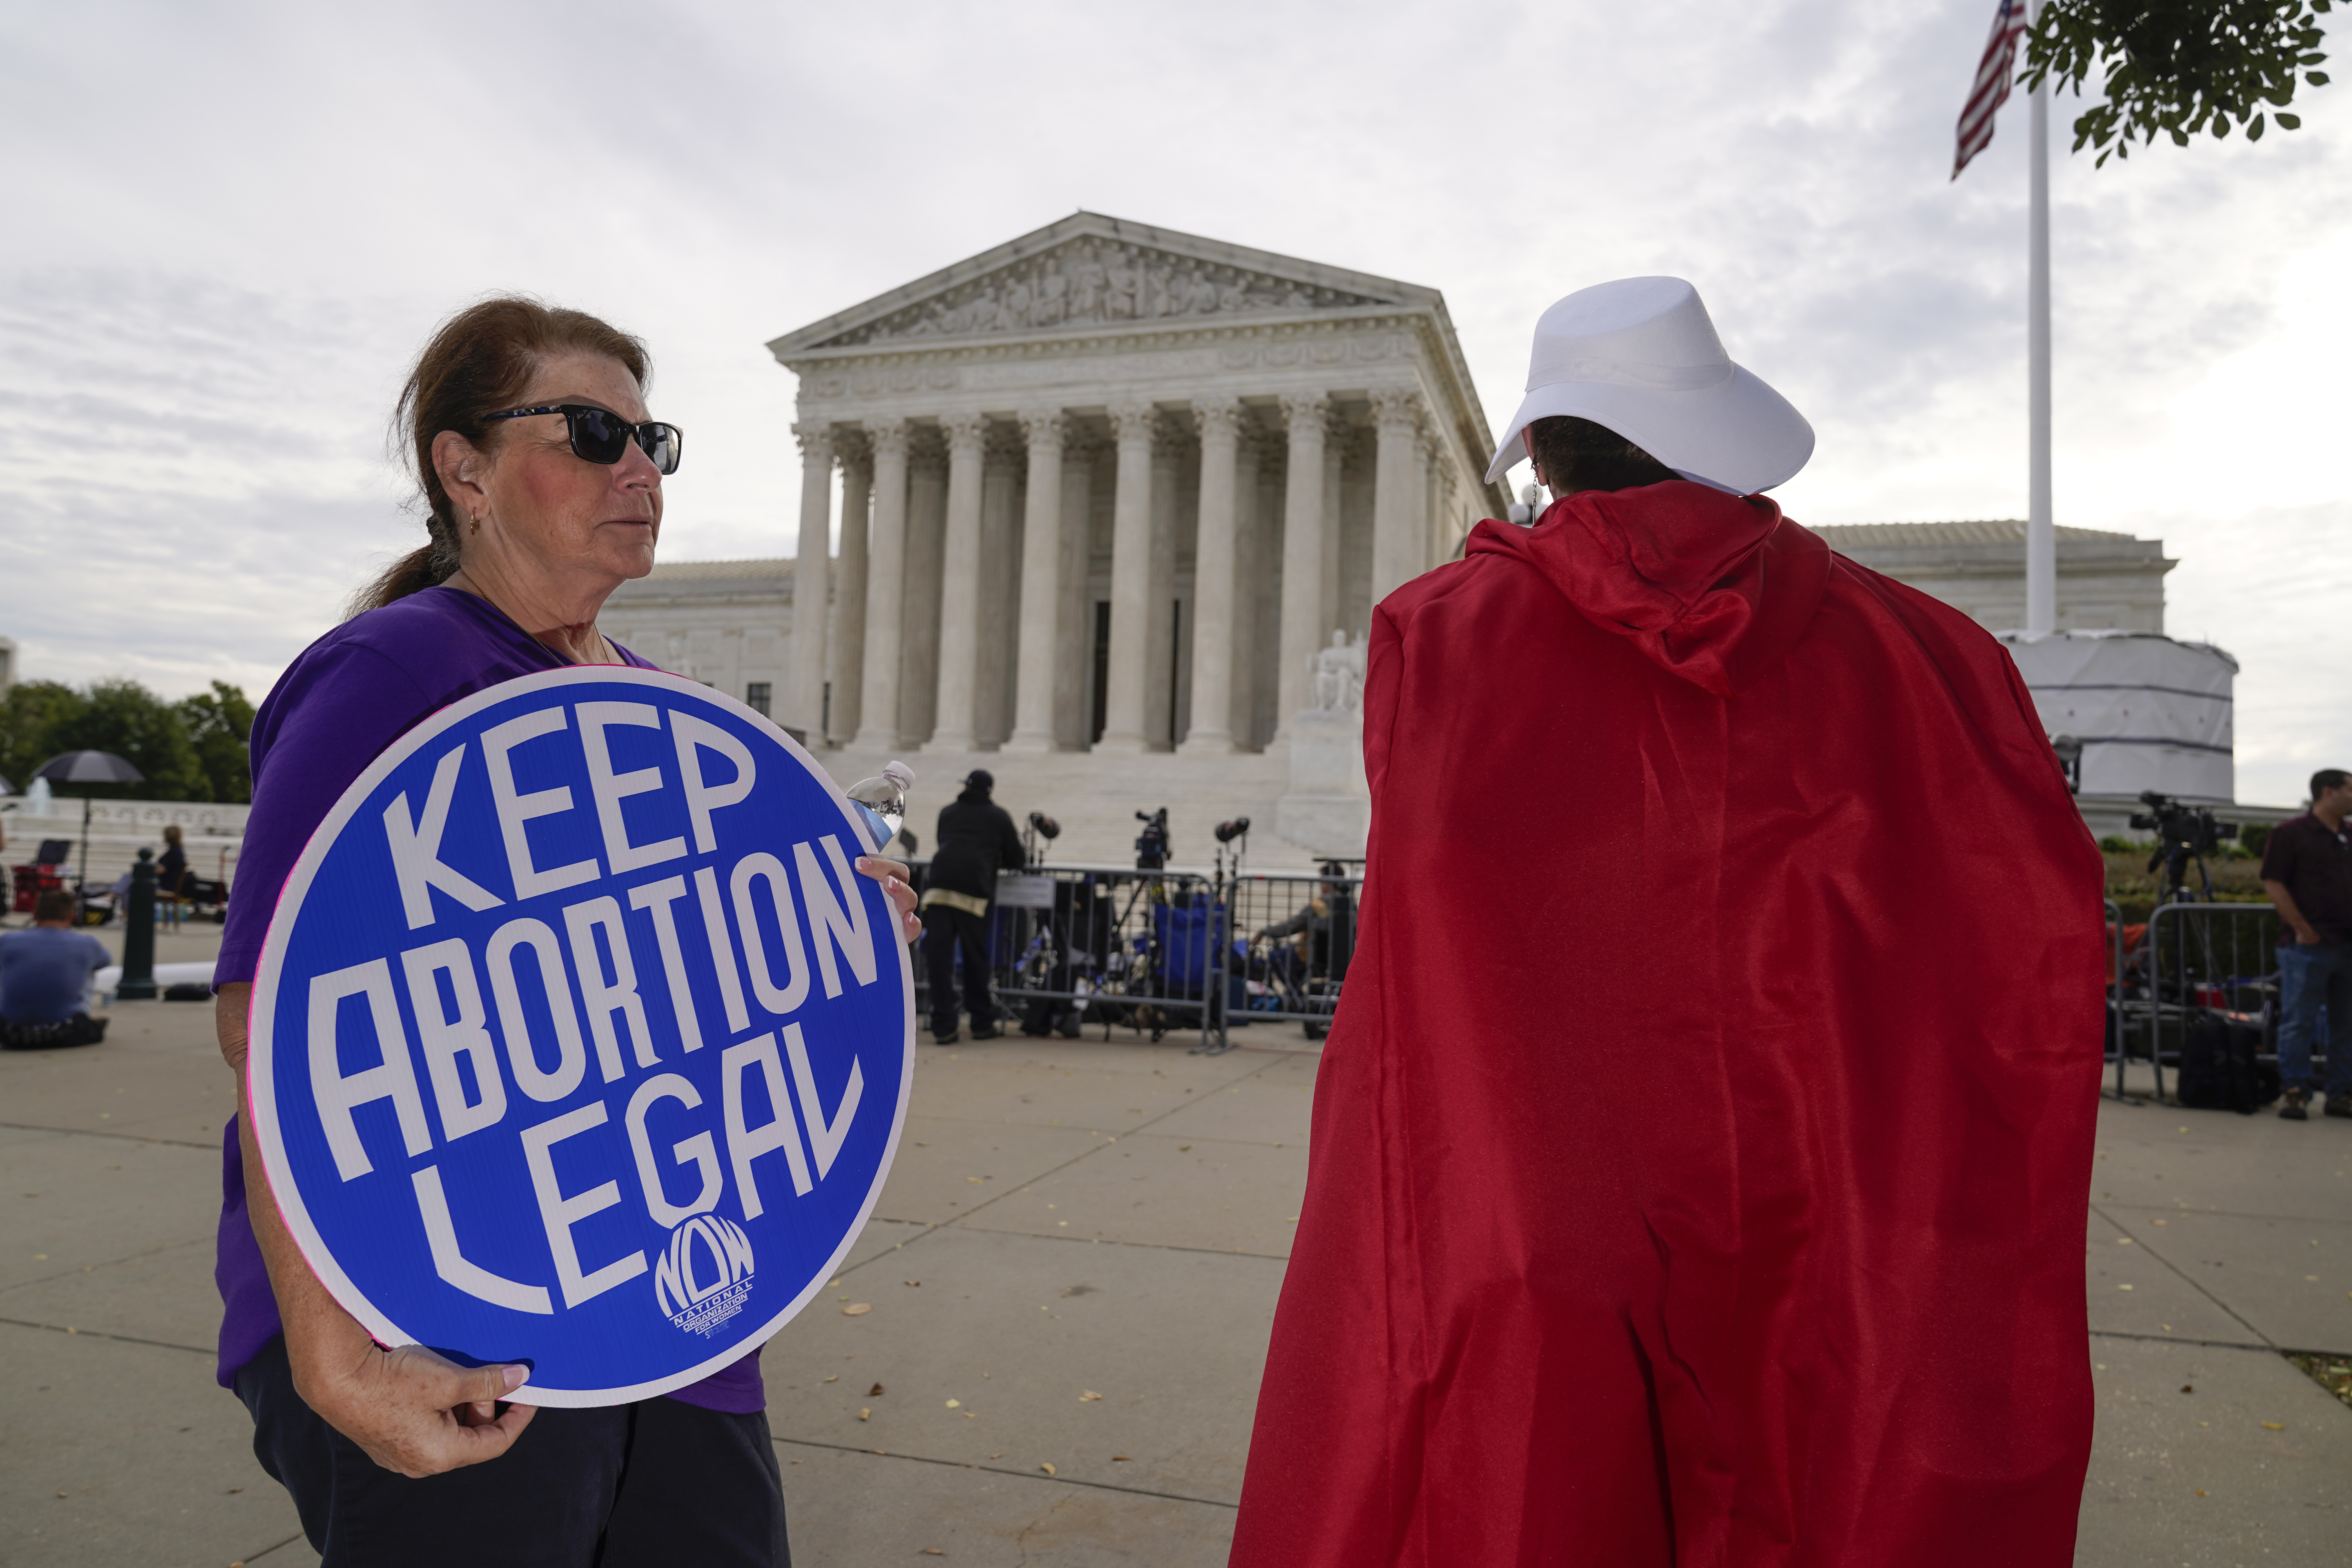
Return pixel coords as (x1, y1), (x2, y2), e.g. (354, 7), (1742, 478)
(2076, 1063), (2352, 1566)
(2, 1003), (2348, 1566)
(758, 1033), (1311, 1563)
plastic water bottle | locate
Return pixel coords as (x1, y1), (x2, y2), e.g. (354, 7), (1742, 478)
(844, 761), (915, 852)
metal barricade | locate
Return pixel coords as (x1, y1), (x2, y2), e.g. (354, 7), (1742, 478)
(896, 858), (1365, 1056)
(1207, 869), (1365, 1052)
(2104, 899), (2127, 1100)
(902, 860), (1226, 1051)
(2122, 901), (2284, 1102)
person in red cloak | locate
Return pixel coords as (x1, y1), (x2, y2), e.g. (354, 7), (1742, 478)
(1230, 278), (2107, 1568)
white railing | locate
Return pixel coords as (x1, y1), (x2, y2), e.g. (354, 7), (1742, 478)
(4, 796), (249, 891)
(2, 796), (250, 836)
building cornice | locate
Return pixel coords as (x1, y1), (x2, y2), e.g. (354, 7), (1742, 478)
(781, 307), (1504, 515)
(774, 302), (1415, 370)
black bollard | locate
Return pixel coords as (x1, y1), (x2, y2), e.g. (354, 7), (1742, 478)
(119, 848), (158, 1001)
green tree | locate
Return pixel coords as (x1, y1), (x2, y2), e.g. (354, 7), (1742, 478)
(2027, 0), (2335, 165)
(0, 681), (87, 795)
(177, 681), (256, 804)
(45, 679), (203, 800)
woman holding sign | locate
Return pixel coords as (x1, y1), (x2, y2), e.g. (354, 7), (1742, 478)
(212, 298), (920, 1565)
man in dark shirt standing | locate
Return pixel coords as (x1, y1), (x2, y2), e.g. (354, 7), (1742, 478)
(2261, 768), (2352, 1119)
(919, 769), (1025, 1044)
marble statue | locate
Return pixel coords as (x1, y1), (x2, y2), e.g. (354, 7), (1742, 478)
(1309, 629), (1367, 713)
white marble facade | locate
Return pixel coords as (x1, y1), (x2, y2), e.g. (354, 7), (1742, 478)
(763, 211), (1507, 758)
(1807, 521), (2174, 634)
(600, 559), (795, 719)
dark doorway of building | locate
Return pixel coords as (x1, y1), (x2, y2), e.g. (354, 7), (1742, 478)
(1089, 600), (1111, 745)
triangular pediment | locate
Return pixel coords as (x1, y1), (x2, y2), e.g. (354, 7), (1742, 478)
(770, 212), (1423, 356)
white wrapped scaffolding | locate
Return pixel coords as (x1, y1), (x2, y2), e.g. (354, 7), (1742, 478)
(1998, 630), (2236, 803)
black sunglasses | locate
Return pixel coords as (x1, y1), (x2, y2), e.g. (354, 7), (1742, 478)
(482, 404), (683, 475)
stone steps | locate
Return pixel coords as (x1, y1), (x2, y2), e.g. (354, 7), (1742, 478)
(809, 743), (1331, 872)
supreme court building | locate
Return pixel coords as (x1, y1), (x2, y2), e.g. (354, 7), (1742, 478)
(601, 213), (1506, 864)
(771, 210), (1503, 759)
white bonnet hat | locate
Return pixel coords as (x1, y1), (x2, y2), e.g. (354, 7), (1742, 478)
(1486, 276), (1813, 496)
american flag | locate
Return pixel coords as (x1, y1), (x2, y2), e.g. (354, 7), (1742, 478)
(1953, 0), (2030, 178)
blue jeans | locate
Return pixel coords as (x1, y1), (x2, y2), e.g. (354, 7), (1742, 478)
(2276, 941), (2352, 1096)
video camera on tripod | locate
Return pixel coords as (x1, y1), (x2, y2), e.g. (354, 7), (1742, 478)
(2129, 790), (2239, 903)
(1212, 817), (1250, 880)
(1134, 807), (1170, 871)
(1024, 810), (1060, 867)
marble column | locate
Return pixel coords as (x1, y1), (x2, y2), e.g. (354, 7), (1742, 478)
(1226, 429), (1265, 750)
(1053, 441), (1096, 749)
(1094, 402), (1157, 754)
(1004, 410), (1065, 753)
(1145, 419), (1185, 750)
(853, 420), (909, 750)
(1370, 390), (1426, 605)
(789, 424), (834, 737)
(1179, 397), (1241, 754)
(1250, 447), (1285, 747)
(976, 431), (1021, 746)
(1274, 394), (1330, 741)
(900, 439), (948, 746)
(927, 415), (987, 752)
(1320, 418), (1346, 642)
(829, 440), (871, 744)
(1422, 430), (1452, 566)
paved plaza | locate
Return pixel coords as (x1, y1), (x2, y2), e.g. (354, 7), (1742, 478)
(3, 927), (2348, 1566)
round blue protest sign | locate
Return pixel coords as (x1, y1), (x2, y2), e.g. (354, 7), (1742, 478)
(247, 666), (913, 1406)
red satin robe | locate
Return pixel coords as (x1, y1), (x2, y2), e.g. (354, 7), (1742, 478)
(1230, 483), (2105, 1568)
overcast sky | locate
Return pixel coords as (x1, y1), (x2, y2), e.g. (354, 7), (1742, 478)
(2, 0), (2344, 805)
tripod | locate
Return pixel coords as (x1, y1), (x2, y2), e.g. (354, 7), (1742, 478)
(2150, 840), (2216, 905)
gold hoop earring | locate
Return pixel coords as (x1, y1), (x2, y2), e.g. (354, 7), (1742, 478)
(470, 513), (483, 535)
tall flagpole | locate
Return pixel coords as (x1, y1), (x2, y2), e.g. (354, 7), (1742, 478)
(2025, 0), (2056, 635)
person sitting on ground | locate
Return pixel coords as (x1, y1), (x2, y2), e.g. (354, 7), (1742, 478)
(1254, 864), (1353, 982)
(920, 768), (1024, 1044)
(157, 824), (189, 931)
(1256, 889), (1330, 952)
(0, 888), (113, 1049)
(2261, 768), (2352, 1120)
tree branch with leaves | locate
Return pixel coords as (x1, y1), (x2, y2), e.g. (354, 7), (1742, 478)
(2025, 0), (2334, 164)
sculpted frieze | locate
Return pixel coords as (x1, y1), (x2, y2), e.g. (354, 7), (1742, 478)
(797, 323), (1439, 414)
(815, 238), (1392, 348)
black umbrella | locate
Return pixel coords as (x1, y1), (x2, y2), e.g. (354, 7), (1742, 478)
(36, 751), (147, 786)
(33, 751), (145, 891)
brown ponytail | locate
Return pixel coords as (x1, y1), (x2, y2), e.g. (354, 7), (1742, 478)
(350, 296), (652, 616)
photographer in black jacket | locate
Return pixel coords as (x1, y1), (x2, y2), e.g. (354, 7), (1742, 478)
(919, 769), (1025, 1044)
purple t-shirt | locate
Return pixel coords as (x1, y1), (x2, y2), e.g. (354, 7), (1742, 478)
(213, 586), (763, 1413)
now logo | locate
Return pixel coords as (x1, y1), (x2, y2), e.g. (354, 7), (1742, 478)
(655, 1214), (757, 1336)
